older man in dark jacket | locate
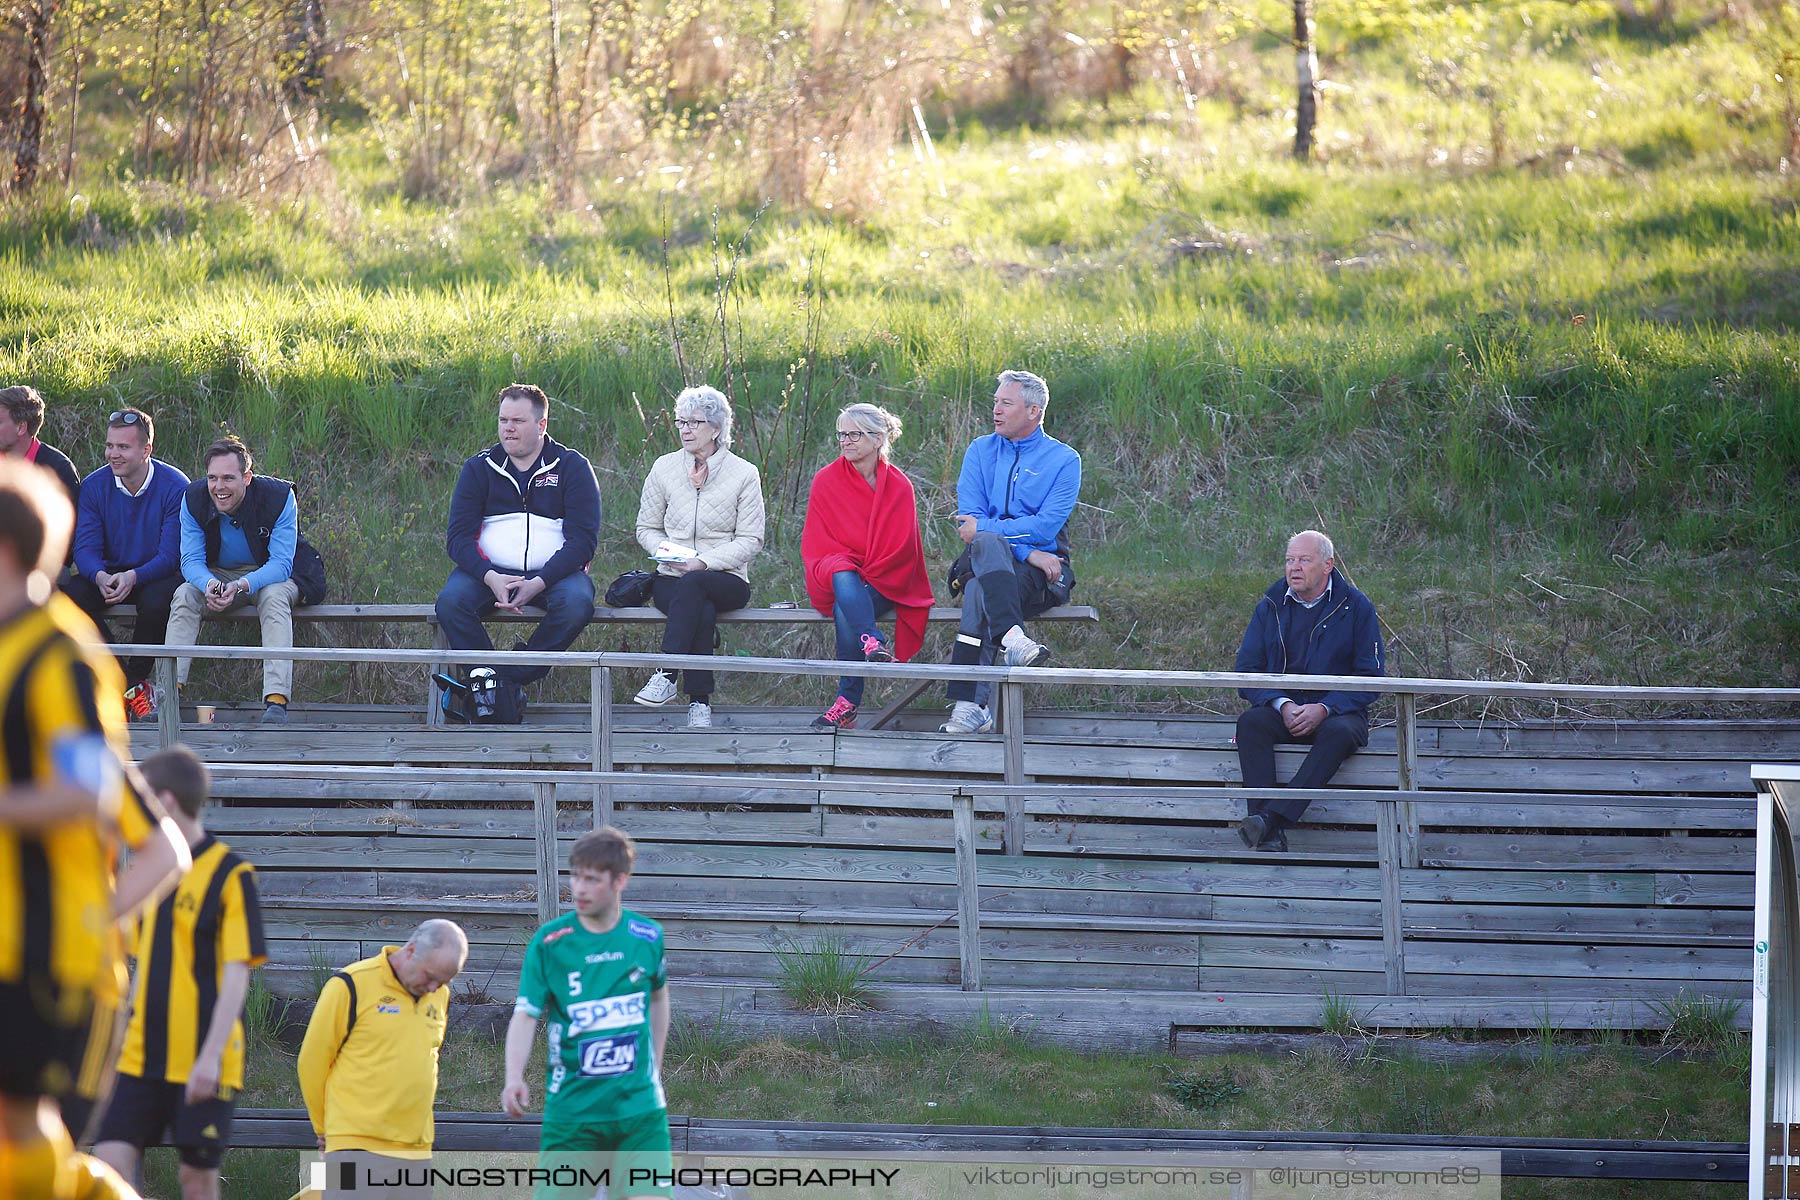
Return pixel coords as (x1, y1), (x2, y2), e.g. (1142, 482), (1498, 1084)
(1232, 530), (1384, 852)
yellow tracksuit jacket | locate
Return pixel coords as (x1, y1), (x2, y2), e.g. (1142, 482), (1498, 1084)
(295, 947), (449, 1157)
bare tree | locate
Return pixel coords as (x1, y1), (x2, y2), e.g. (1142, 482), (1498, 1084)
(13, 0), (60, 192)
(1292, 0), (1319, 161)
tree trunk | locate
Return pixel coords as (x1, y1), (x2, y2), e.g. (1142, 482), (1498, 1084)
(13, 0), (61, 193)
(1292, 0), (1319, 161)
(281, 0), (327, 104)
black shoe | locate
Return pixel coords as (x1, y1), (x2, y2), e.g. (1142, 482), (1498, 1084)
(1236, 814), (1269, 849)
(1254, 828), (1290, 853)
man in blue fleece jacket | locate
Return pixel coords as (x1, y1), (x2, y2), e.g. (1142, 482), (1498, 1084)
(436, 384), (600, 719)
(64, 407), (190, 714)
(1232, 530), (1385, 852)
(939, 370), (1081, 735)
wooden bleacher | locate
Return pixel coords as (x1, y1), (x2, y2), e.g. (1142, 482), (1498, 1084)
(128, 673), (1787, 1038)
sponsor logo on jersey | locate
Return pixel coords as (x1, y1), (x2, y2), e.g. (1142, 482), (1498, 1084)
(578, 1032), (639, 1077)
(376, 1004), (401, 1015)
(533, 473), (559, 487)
(629, 966), (647, 984)
(543, 926), (575, 944)
(627, 918), (660, 943)
(566, 991), (647, 1035)
(586, 951), (624, 964)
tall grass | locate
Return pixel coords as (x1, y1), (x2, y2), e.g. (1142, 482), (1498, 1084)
(2, 24), (1794, 708)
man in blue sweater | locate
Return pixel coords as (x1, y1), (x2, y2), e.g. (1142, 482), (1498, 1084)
(436, 384), (600, 722)
(939, 370), (1081, 735)
(168, 435), (327, 725)
(1233, 530), (1385, 852)
(64, 408), (190, 717)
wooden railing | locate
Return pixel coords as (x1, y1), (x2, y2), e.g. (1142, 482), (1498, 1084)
(117, 642), (1800, 1003)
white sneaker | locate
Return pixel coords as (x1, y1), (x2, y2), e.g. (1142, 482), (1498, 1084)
(1000, 626), (1052, 668)
(687, 701), (713, 728)
(939, 701), (995, 734)
(634, 670), (678, 706)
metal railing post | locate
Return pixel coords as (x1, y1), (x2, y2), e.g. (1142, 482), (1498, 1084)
(952, 789), (983, 992)
(592, 666), (613, 827)
(1000, 681), (1026, 855)
(1376, 797), (1408, 995)
(1396, 691), (1421, 869)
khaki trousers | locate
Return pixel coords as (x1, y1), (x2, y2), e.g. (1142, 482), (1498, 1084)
(167, 566), (299, 701)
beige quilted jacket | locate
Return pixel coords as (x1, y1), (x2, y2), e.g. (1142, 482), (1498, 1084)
(635, 448), (767, 581)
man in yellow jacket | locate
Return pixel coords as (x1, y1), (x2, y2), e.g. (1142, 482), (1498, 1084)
(296, 920), (468, 1199)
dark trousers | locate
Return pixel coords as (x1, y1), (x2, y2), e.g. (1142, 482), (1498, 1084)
(651, 569), (750, 701)
(62, 571), (180, 686)
(434, 569), (596, 686)
(947, 531), (1068, 705)
(1236, 704), (1369, 825)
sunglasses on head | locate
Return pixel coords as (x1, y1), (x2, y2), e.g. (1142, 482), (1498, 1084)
(108, 411), (144, 425)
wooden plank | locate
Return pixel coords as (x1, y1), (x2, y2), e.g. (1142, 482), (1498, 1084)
(1000, 683), (1026, 855)
(592, 665), (612, 825)
(1400, 869), (1654, 905)
(533, 783), (557, 926)
(1655, 873), (1754, 907)
(1024, 793), (1752, 831)
(1396, 692), (1420, 868)
(1197, 935), (1749, 982)
(954, 793), (982, 992)
(154, 656), (179, 750)
(1376, 799), (1407, 994)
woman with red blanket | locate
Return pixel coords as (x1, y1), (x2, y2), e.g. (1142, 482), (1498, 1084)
(802, 403), (934, 729)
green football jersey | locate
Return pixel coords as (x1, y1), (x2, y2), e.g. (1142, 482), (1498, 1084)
(516, 909), (668, 1123)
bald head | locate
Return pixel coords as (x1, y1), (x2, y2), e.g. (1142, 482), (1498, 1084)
(390, 919), (469, 997)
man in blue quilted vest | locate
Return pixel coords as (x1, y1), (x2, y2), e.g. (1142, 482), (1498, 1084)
(167, 435), (327, 725)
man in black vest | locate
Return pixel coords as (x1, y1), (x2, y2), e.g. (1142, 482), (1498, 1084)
(167, 436), (326, 724)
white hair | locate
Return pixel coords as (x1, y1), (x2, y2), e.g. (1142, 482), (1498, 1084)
(674, 385), (734, 451)
(409, 918), (469, 959)
(997, 370), (1049, 412)
(1292, 529), (1336, 561)
(837, 403), (903, 460)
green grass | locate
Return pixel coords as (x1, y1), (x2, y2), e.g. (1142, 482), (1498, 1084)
(191, 1025), (1749, 1199)
(2, 9), (1795, 717)
(771, 931), (879, 1011)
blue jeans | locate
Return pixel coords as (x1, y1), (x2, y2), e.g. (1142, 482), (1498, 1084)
(434, 569), (595, 685)
(829, 570), (894, 706)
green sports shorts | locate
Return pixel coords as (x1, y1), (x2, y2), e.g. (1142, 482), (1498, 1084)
(536, 1107), (672, 1200)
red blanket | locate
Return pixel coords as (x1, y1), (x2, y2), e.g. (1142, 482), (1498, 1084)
(803, 457), (935, 662)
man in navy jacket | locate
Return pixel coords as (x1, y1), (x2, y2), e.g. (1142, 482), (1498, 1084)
(939, 370), (1080, 735)
(64, 408), (189, 715)
(1233, 530), (1384, 852)
(436, 384), (600, 718)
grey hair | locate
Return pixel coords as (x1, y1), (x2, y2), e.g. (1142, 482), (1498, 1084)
(997, 369), (1049, 412)
(674, 385), (733, 452)
(409, 918), (469, 960)
(1292, 529), (1337, 561)
(837, 403), (902, 460)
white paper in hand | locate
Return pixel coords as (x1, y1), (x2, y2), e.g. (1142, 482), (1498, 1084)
(653, 540), (698, 564)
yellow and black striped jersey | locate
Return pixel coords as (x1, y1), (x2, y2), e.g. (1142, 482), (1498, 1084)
(116, 835), (267, 1090)
(1, 594), (166, 1102)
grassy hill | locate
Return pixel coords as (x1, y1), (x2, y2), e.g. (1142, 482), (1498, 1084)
(2, 6), (1795, 713)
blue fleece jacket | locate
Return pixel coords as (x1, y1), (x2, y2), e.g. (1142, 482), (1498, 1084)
(72, 460), (190, 584)
(1233, 568), (1385, 716)
(956, 427), (1082, 563)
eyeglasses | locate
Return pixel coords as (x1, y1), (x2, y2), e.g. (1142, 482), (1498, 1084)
(674, 419), (711, 431)
(108, 411), (143, 425)
(835, 430), (870, 442)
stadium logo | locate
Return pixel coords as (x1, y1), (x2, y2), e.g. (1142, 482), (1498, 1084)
(565, 992), (645, 1035)
(585, 951), (623, 964)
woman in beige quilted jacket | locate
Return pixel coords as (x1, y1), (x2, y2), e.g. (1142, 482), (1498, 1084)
(632, 385), (767, 727)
